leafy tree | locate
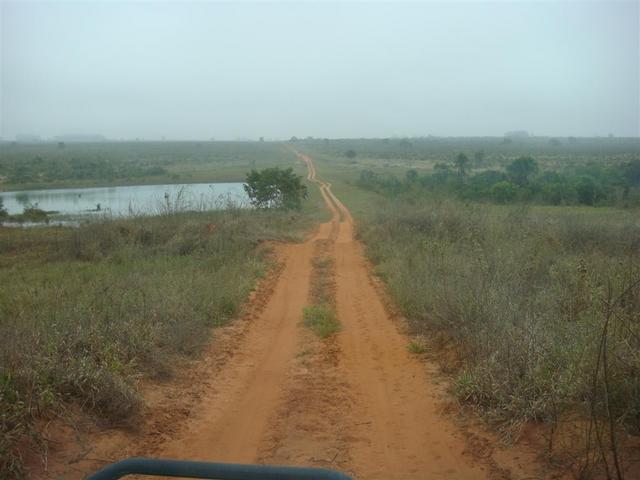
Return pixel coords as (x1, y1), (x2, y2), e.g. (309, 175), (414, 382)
(469, 170), (507, 193)
(454, 153), (470, 176)
(574, 176), (599, 205)
(623, 159), (640, 186)
(357, 169), (377, 189)
(405, 169), (419, 184)
(541, 182), (574, 205)
(244, 167), (307, 210)
(490, 181), (517, 203)
(506, 156), (538, 186)
(345, 149), (357, 159)
(433, 162), (450, 173)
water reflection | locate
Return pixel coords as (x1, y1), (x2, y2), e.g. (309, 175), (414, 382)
(14, 192), (30, 206)
(0, 183), (248, 217)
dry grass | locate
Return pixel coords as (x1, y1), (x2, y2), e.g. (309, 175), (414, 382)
(0, 207), (307, 478)
(360, 199), (640, 476)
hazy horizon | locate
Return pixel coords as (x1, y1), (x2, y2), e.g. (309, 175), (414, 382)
(2, 1), (638, 140)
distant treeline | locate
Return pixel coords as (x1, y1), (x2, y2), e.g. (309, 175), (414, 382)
(0, 141), (293, 190)
(6, 157), (168, 184)
(357, 156), (640, 207)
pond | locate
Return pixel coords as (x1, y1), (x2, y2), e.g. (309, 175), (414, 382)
(0, 182), (249, 218)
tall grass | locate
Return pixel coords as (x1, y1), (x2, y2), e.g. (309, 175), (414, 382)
(360, 199), (640, 475)
(0, 207), (305, 478)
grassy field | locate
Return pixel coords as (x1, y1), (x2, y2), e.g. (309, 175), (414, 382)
(301, 136), (639, 173)
(0, 206), (315, 477)
(0, 141), (301, 191)
(0, 141), (321, 477)
(300, 138), (640, 476)
(1, 138), (638, 477)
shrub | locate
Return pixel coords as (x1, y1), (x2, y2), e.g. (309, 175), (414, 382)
(490, 181), (517, 203)
(244, 167), (308, 210)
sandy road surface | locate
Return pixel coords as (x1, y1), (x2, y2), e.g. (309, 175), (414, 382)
(146, 152), (489, 478)
(38, 152), (546, 479)
(297, 153), (487, 479)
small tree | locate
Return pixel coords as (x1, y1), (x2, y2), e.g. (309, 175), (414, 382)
(506, 156), (538, 186)
(405, 169), (418, 184)
(473, 150), (485, 166)
(490, 181), (517, 203)
(0, 197), (8, 223)
(454, 153), (470, 176)
(345, 150), (357, 159)
(574, 176), (598, 205)
(244, 167), (307, 210)
(623, 159), (640, 186)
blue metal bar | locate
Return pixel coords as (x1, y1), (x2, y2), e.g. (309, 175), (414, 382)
(87, 457), (353, 480)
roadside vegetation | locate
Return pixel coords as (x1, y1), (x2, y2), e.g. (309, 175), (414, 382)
(356, 156), (640, 207)
(0, 205), (309, 477)
(361, 202), (638, 434)
(298, 137), (640, 477)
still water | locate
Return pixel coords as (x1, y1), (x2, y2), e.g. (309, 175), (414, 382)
(0, 183), (248, 217)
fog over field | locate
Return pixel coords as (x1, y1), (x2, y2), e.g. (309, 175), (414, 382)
(1, 1), (638, 140)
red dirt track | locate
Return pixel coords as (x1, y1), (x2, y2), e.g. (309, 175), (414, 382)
(33, 153), (551, 480)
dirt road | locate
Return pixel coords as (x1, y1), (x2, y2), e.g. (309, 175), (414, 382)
(296, 153), (487, 479)
(40, 153), (544, 479)
(140, 152), (497, 478)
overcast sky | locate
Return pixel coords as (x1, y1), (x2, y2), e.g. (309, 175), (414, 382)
(1, 1), (638, 140)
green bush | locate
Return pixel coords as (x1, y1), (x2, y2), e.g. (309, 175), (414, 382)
(354, 154), (640, 207)
(489, 181), (517, 203)
(244, 167), (308, 210)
